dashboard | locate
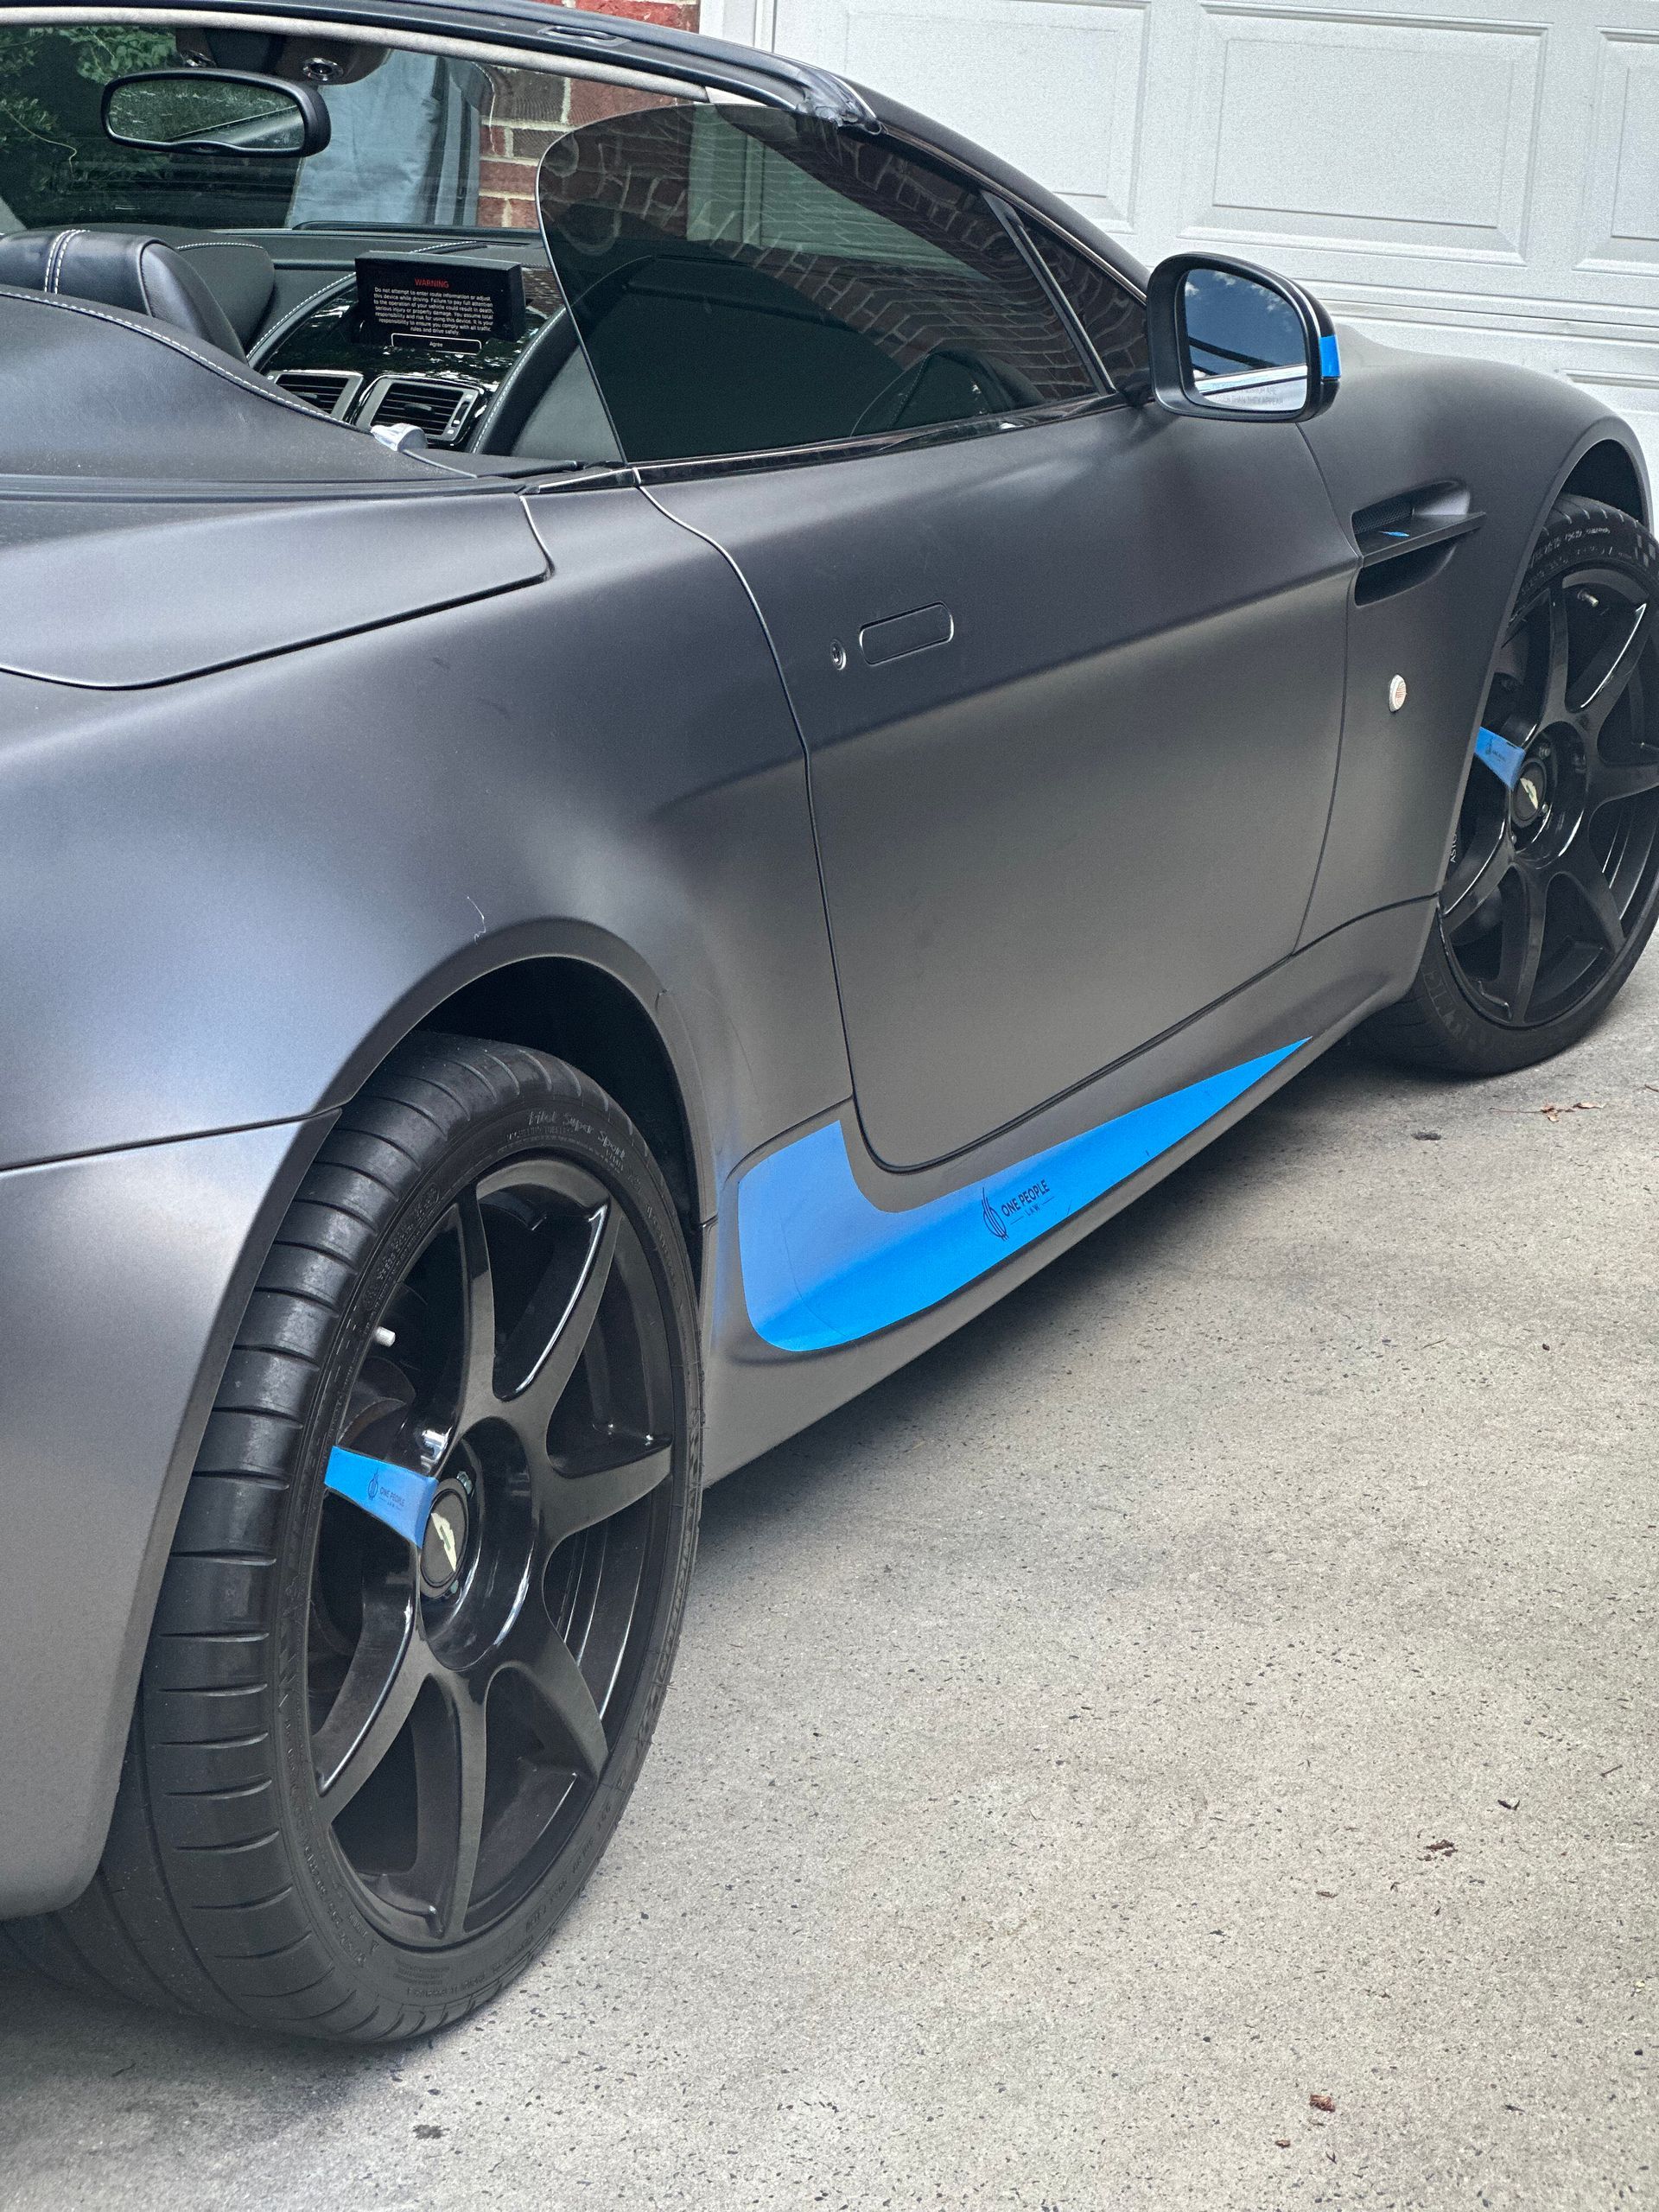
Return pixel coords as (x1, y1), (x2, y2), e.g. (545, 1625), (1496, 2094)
(255, 245), (573, 454)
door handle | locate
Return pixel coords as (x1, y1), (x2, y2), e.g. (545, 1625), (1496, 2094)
(859, 603), (954, 666)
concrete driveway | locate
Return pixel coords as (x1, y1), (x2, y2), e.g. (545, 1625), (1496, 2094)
(3, 966), (1655, 2212)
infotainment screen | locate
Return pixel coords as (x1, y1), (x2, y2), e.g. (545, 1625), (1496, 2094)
(355, 257), (527, 349)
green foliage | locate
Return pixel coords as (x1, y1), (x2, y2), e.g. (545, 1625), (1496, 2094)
(0, 26), (176, 223)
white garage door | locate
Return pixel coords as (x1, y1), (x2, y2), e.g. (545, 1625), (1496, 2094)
(704, 0), (1659, 473)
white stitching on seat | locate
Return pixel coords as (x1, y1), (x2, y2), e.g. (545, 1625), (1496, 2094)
(46, 227), (86, 296)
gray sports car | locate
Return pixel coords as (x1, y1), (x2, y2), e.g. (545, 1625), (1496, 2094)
(2, 0), (1654, 2040)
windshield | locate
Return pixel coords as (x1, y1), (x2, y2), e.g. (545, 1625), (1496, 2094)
(0, 22), (606, 235)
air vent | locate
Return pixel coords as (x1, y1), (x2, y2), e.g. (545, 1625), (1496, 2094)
(361, 376), (483, 447)
(272, 368), (361, 418)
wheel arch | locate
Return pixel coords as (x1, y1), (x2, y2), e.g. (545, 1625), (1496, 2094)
(410, 955), (708, 1276)
(1557, 435), (1649, 529)
(311, 922), (717, 1270)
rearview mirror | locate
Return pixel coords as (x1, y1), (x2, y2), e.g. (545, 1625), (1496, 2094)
(1144, 253), (1338, 423)
(101, 69), (331, 158)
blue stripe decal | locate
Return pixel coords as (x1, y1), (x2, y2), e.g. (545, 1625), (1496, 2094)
(324, 1446), (438, 1547)
(1319, 333), (1341, 381)
(738, 1042), (1306, 1353)
(1474, 724), (1527, 789)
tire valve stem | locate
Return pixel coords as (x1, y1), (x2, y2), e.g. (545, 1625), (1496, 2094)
(372, 1324), (397, 1349)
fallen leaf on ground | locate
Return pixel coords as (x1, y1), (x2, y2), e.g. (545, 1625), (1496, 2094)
(1316, 1889), (1337, 1898)
(1539, 1100), (1601, 1122)
(1498, 1797), (1520, 1810)
(1310, 2091), (1337, 2113)
(1274, 2139), (1291, 2148)
(1424, 1839), (1456, 1856)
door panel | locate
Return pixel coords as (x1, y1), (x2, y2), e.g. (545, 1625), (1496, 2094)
(652, 402), (1356, 1167)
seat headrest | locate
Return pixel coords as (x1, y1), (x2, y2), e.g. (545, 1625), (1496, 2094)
(0, 230), (247, 359)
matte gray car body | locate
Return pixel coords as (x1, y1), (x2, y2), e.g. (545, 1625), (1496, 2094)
(0, 0), (1648, 1917)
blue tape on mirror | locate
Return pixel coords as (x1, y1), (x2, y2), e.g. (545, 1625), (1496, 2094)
(1319, 334), (1341, 380)
(324, 1445), (439, 1547)
(1474, 725), (1528, 789)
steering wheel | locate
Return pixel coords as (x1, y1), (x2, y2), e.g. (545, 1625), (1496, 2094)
(849, 346), (1042, 437)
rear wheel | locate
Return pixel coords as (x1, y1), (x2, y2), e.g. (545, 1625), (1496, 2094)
(1365, 494), (1659, 1073)
(1, 1035), (701, 2039)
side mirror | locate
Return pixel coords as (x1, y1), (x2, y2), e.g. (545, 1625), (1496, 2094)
(1144, 253), (1338, 423)
(101, 69), (331, 159)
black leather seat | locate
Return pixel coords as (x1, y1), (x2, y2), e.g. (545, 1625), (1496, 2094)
(0, 229), (247, 358)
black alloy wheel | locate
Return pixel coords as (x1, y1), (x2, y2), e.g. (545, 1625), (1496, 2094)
(1367, 495), (1659, 1072)
(312, 1151), (679, 1948)
(4, 1037), (701, 2039)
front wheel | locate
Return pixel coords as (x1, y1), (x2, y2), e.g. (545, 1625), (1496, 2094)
(2, 1035), (702, 2039)
(1364, 493), (1659, 1073)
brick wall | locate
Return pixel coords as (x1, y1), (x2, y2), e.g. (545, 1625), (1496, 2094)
(475, 0), (698, 230)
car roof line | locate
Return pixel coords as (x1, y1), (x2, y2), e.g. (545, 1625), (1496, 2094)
(88, 0), (880, 127)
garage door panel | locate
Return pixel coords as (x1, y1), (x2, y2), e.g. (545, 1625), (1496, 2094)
(1580, 32), (1659, 277)
(1182, 6), (1542, 263)
(772, 0), (1147, 222)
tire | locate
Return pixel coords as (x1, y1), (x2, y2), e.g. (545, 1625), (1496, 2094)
(0, 1034), (702, 2040)
(1363, 493), (1659, 1074)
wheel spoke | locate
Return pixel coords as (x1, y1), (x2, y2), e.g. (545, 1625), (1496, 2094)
(1494, 867), (1548, 1021)
(410, 1675), (490, 1941)
(542, 1441), (674, 1550)
(501, 1608), (609, 1780)
(1532, 581), (1572, 735)
(1563, 849), (1624, 952)
(314, 1574), (427, 1816)
(451, 1188), (499, 1433)
(499, 1200), (619, 1434)
(1442, 813), (1512, 932)
(1569, 599), (1649, 737)
(1587, 751), (1659, 808)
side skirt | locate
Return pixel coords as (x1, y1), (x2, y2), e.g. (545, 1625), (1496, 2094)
(701, 900), (1431, 1480)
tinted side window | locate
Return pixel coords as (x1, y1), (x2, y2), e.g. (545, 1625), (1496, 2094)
(537, 105), (1096, 463)
(1027, 228), (1147, 395)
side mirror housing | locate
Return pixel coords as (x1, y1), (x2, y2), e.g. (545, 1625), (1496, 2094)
(101, 69), (331, 159)
(1144, 252), (1338, 423)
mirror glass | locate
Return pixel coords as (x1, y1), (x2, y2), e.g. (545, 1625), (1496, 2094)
(105, 73), (310, 156)
(1179, 267), (1307, 416)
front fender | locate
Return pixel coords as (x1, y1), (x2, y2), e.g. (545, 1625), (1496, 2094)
(1298, 342), (1648, 941)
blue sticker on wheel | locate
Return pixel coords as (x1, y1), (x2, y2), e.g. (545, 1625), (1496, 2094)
(1474, 725), (1527, 790)
(324, 1446), (439, 1547)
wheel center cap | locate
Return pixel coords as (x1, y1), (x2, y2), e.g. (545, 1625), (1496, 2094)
(1513, 762), (1548, 829)
(421, 1485), (471, 1592)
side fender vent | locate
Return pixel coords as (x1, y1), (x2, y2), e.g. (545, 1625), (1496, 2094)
(1352, 480), (1482, 606)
